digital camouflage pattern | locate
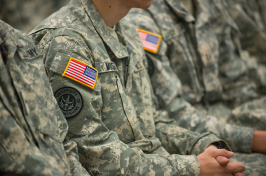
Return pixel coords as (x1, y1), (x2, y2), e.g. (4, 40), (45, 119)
(222, 0), (266, 93)
(0, 20), (69, 176)
(257, 0), (266, 33)
(29, 0), (229, 175)
(0, 20), (90, 176)
(222, 0), (266, 61)
(125, 0), (266, 175)
(0, 0), (69, 33)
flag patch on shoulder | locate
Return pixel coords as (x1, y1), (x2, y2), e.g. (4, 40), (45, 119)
(138, 28), (162, 54)
(63, 58), (98, 89)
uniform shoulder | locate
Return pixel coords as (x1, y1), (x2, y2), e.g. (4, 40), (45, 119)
(0, 21), (39, 58)
(29, 5), (78, 36)
(124, 8), (159, 34)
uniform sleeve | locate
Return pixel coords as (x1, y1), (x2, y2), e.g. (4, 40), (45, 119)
(0, 100), (68, 176)
(38, 33), (206, 176)
(0, 59), (67, 176)
(55, 92), (91, 176)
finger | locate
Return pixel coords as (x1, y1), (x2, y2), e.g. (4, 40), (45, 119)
(216, 156), (230, 166)
(209, 148), (234, 158)
(226, 162), (245, 174)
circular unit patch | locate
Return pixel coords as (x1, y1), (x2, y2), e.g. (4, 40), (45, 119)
(54, 87), (83, 118)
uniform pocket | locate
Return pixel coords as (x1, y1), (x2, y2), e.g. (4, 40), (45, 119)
(95, 61), (136, 143)
(163, 23), (185, 41)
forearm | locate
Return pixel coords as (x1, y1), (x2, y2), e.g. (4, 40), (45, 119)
(154, 117), (230, 156)
(69, 128), (202, 176)
(167, 100), (254, 153)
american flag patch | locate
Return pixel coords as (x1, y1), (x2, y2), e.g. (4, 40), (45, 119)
(137, 28), (162, 54)
(63, 58), (98, 89)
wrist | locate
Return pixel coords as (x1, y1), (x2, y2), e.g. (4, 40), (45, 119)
(211, 142), (222, 149)
(252, 131), (266, 154)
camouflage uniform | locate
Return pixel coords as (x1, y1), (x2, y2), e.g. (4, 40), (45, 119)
(221, 0), (266, 93)
(222, 0), (266, 62)
(0, 20), (68, 175)
(0, 20), (90, 176)
(257, 0), (266, 33)
(29, 0), (229, 175)
(0, 0), (69, 33)
(125, 0), (266, 175)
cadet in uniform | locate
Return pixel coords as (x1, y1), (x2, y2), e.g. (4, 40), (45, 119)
(29, 0), (245, 175)
(0, 20), (90, 176)
(125, 0), (266, 175)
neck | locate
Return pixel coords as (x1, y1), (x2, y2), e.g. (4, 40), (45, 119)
(92, 0), (130, 28)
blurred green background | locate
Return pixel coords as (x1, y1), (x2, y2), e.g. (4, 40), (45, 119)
(0, 0), (70, 33)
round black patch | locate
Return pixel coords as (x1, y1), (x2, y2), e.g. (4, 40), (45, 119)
(54, 87), (83, 119)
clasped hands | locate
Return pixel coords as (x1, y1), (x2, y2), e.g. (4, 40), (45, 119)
(197, 145), (245, 176)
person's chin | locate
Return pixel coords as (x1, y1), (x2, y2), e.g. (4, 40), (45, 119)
(138, 1), (152, 9)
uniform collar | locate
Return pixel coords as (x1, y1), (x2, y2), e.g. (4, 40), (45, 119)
(164, 0), (195, 22)
(80, 0), (129, 59)
(164, 0), (213, 28)
(193, 0), (213, 29)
